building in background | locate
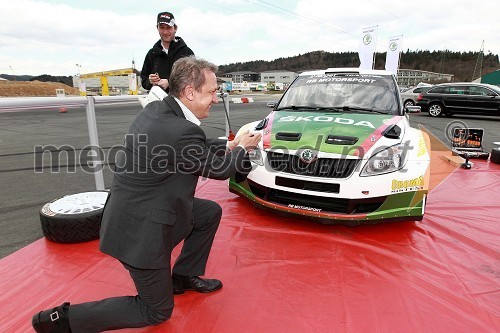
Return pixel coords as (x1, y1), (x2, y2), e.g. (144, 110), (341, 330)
(222, 71), (260, 83)
(220, 70), (298, 91)
(72, 68), (141, 96)
(473, 69), (500, 86)
(260, 70), (298, 88)
(397, 69), (454, 87)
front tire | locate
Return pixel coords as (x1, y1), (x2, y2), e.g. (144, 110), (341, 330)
(39, 191), (109, 243)
(428, 103), (444, 117)
(404, 100), (414, 108)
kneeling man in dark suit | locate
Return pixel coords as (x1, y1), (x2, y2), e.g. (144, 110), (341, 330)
(32, 56), (261, 332)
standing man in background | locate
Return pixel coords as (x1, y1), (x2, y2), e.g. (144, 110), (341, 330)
(141, 11), (194, 92)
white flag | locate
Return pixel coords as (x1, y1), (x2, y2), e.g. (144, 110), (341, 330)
(358, 26), (378, 70)
(128, 73), (137, 91)
(385, 36), (403, 75)
(78, 78), (87, 96)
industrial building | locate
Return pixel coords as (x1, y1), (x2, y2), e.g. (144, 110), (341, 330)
(473, 69), (500, 86)
(260, 70), (298, 86)
(397, 69), (454, 87)
(72, 68), (142, 96)
(221, 71), (260, 83)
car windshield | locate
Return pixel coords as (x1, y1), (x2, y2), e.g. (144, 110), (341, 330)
(277, 73), (400, 115)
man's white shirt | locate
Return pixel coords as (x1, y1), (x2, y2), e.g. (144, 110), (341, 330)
(173, 97), (201, 126)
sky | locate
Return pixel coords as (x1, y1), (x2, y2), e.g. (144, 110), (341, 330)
(1, 0), (498, 77)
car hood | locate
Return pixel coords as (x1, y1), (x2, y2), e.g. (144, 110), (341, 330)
(262, 111), (404, 156)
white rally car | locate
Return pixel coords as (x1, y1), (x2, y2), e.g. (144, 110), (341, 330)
(229, 68), (430, 225)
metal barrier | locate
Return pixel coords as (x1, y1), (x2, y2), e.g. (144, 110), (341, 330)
(139, 90), (231, 139)
(0, 93), (231, 191)
(0, 95), (139, 190)
(0, 95), (138, 112)
(217, 93), (231, 139)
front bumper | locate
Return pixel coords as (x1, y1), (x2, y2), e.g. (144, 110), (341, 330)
(229, 157), (429, 225)
(229, 178), (427, 225)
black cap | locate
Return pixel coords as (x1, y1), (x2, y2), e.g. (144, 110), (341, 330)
(157, 11), (176, 26)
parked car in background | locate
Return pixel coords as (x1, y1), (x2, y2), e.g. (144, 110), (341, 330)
(400, 84), (432, 108)
(266, 101), (278, 108)
(416, 82), (500, 117)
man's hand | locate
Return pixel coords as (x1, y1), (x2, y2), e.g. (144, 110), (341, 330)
(149, 73), (160, 85)
(149, 74), (169, 89)
(226, 135), (240, 151)
(157, 79), (169, 90)
(238, 131), (262, 152)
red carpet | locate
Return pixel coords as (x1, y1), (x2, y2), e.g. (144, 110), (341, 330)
(1, 159), (499, 332)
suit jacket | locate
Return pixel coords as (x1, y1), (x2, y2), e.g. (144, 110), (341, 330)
(99, 95), (247, 269)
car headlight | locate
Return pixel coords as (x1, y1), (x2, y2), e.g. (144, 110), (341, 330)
(248, 148), (264, 166)
(360, 145), (407, 176)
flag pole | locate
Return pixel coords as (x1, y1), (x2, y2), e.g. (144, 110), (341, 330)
(372, 25), (378, 69)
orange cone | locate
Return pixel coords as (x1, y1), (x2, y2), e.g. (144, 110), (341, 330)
(59, 107), (67, 113)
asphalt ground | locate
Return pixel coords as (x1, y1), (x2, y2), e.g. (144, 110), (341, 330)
(1, 94), (499, 259)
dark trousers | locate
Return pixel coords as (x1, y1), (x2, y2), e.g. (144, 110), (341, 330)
(68, 198), (222, 332)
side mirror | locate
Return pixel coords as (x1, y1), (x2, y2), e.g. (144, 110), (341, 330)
(405, 105), (421, 113)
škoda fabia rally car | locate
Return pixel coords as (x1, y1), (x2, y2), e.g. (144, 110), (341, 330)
(229, 68), (431, 225)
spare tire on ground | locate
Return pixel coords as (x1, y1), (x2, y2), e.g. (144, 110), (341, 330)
(491, 148), (500, 165)
(39, 191), (109, 243)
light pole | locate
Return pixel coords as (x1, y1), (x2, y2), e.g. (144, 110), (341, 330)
(9, 65), (16, 81)
(75, 64), (86, 96)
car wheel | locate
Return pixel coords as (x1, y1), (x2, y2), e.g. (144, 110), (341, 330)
(39, 191), (109, 243)
(491, 148), (500, 165)
(404, 100), (414, 108)
(428, 103), (444, 117)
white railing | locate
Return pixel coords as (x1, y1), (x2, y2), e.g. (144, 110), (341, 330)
(0, 95), (139, 190)
(0, 95), (139, 112)
(0, 93), (231, 190)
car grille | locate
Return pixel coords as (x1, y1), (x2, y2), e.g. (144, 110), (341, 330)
(267, 151), (360, 178)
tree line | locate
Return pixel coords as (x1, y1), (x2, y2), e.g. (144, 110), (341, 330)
(2, 50), (498, 86)
(219, 50), (499, 82)
(0, 74), (73, 86)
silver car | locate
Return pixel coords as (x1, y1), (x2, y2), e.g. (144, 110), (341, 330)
(400, 85), (432, 108)
(266, 101), (278, 108)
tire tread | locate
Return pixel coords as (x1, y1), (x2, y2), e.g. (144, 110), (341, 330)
(40, 214), (101, 243)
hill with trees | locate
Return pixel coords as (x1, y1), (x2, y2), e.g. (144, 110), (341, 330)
(1, 50), (498, 85)
(219, 50), (499, 83)
(0, 74), (73, 86)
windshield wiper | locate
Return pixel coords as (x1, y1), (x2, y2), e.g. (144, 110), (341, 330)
(340, 106), (389, 114)
(276, 105), (345, 112)
(315, 107), (344, 112)
(276, 105), (390, 114)
(275, 105), (319, 111)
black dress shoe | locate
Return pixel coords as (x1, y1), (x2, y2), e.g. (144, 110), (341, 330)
(172, 274), (223, 295)
(32, 302), (72, 333)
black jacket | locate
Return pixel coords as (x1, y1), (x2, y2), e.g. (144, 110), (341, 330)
(140, 37), (194, 92)
(100, 96), (247, 269)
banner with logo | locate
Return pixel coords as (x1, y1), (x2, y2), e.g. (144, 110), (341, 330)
(385, 35), (403, 75)
(128, 73), (138, 95)
(358, 26), (378, 70)
(78, 78), (87, 96)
